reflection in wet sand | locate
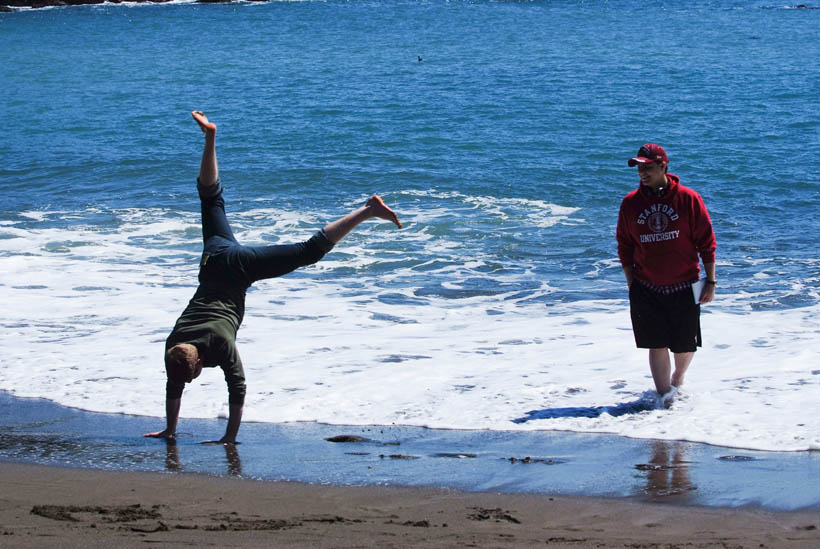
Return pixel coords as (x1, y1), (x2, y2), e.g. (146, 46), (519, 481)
(225, 443), (242, 476)
(164, 439), (242, 476)
(164, 439), (180, 471)
(637, 441), (697, 502)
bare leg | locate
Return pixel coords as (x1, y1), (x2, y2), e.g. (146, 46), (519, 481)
(192, 111), (218, 187)
(648, 348), (672, 396)
(671, 352), (694, 388)
(323, 194), (402, 244)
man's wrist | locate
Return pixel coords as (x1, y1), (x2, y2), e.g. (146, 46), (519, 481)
(705, 279), (717, 285)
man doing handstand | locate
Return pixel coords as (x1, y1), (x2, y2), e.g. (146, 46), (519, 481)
(144, 111), (401, 443)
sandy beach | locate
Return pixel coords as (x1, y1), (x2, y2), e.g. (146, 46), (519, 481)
(1, 462), (818, 548)
(2, 393), (819, 547)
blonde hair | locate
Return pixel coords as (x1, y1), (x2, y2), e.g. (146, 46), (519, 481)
(165, 344), (199, 384)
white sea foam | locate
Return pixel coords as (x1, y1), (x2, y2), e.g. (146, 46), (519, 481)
(1, 210), (818, 452)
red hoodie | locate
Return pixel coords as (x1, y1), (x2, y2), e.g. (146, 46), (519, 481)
(617, 173), (716, 288)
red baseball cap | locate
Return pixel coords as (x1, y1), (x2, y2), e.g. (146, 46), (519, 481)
(628, 144), (668, 167)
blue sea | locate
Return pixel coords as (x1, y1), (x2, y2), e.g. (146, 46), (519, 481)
(1, 1), (819, 452)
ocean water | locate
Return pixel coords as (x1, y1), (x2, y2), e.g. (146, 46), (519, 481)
(1, 1), (819, 453)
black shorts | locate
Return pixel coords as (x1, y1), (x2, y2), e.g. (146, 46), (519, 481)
(629, 282), (701, 353)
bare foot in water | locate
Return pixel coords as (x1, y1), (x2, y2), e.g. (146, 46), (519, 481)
(366, 194), (402, 228)
(192, 110), (217, 134)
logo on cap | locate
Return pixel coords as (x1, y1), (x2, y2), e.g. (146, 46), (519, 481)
(638, 146), (656, 159)
(628, 143), (668, 167)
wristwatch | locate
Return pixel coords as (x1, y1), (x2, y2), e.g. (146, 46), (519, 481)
(705, 279), (717, 285)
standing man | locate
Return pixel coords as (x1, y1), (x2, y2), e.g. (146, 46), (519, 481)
(616, 144), (716, 401)
(144, 111), (401, 443)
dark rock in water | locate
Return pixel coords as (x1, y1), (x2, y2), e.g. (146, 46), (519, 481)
(432, 452), (477, 459)
(635, 463), (666, 471)
(3, 0), (174, 8)
(635, 463), (685, 471)
(718, 455), (757, 462)
(507, 456), (562, 465)
(325, 435), (371, 443)
(1, 0), (63, 6)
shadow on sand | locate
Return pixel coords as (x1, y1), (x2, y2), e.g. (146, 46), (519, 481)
(512, 393), (659, 424)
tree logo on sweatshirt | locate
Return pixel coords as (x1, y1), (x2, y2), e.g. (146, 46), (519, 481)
(647, 211), (669, 233)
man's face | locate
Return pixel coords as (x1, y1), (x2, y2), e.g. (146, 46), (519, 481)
(637, 161), (667, 188)
(188, 360), (203, 383)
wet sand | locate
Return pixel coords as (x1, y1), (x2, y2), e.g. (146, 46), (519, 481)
(2, 461), (819, 548)
(1, 392), (819, 547)
(3, 392), (820, 510)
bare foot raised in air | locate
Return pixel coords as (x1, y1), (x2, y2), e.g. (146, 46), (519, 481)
(192, 110), (217, 134)
(366, 194), (402, 228)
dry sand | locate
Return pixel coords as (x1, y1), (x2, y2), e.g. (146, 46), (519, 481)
(1, 462), (818, 548)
